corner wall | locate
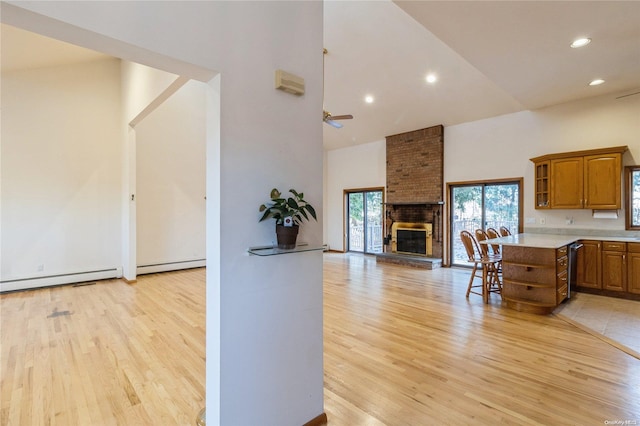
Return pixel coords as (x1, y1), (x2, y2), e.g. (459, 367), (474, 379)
(135, 80), (206, 270)
(325, 140), (386, 251)
(0, 59), (123, 290)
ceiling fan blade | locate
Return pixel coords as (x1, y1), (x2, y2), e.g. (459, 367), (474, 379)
(329, 114), (353, 120)
(325, 120), (343, 129)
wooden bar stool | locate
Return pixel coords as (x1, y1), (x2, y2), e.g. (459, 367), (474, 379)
(499, 226), (512, 236)
(486, 227), (502, 255)
(460, 230), (502, 303)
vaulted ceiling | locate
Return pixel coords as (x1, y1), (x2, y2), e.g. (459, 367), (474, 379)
(3, 1), (639, 151)
(323, 1), (640, 150)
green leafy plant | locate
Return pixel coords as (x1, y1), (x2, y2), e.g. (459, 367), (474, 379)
(259, 188), (317, 225)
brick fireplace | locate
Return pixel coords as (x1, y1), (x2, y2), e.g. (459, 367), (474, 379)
(382, 125), (444, 264)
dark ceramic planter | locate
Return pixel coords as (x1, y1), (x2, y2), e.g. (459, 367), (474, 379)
(276, 224), (299, 249)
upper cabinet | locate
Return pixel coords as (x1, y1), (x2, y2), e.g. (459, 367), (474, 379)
(531, 146), (627, 210)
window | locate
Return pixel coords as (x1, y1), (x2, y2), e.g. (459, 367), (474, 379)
(449, 179), (523, 266)
(346, 189), (384, 254)
(626, 166), (640, 230)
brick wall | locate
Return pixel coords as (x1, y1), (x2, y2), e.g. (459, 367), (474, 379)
(386, 125), (443, 203)
(385, 125), (444, 259)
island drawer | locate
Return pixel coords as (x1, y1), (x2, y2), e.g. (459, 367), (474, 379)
(502, 263), (555, 285)
(602, 242), (626, 252)
(557, 269), (568, 287)
(557, 255), (568, 271)
(556, 246), (568, 257)
(628, 243), (640, 253)
(503, 282), (556, 305)
(557, 284), (568, 303)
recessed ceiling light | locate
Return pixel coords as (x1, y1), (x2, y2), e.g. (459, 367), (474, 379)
(589, 79), (605, 86)
(426, 74), (437, 84)
(571, 38), (591, 48)
(365, 95), (374, 104)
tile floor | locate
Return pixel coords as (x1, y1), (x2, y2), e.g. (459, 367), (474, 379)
(554, 292), (640, 358)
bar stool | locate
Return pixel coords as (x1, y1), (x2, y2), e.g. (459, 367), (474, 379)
(499, 226), (512, 237)
(460, 230), (502, 303)
(486, 227), (502, 255)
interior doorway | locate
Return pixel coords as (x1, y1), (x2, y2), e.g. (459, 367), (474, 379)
(345, 188), (384, 254)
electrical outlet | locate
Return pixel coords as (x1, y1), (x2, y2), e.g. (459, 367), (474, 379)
(539, 218), (546, 225)
(566, 217), (574, 225)
(37, 264), (44, 272)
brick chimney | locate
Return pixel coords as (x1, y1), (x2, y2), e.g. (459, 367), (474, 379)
(385, 125), (444, 259)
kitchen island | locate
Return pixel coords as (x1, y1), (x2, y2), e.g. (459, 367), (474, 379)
(485, 233), (640, 314)
(488, 234), (574, 314)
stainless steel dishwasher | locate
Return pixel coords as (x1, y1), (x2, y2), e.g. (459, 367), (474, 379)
(567, 242), (583, 299)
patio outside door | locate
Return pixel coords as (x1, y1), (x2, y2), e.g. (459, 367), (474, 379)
(347, 189), (383, 254)
(450, 181), (520, 266)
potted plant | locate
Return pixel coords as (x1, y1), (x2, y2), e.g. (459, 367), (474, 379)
(259, 188), (317, 249)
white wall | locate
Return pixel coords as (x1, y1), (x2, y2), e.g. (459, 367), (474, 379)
(0, 59), (122, 290)
(136, 80), (206, 269)
(445, 91), (640, 231)
(2, 2), (325, 425)
(325, 139), (386, 251)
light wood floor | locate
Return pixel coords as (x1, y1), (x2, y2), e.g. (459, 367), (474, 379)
(0, 269), (205, 425)
(2, 256), (640, 425)
(323, 253), (640, 425)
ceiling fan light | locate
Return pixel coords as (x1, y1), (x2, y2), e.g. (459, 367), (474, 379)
(426, 73), (437, 84)
(365, 95), (374, 103)
(570, 37), (591, 48)
(589, 78), (605, 86)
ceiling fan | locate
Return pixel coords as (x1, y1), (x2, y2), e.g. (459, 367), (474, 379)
(323, 48), (353, 129)
(323, 111), (353, 128)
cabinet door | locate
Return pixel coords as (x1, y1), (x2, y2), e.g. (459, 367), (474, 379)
(602, 251), (626, 291)
(584, 154), (622, 209)
(576, 240), (601, 288)
(629, 252), (640, 295)
(534, 161), (550, 209)
(551, 157), (583, 208)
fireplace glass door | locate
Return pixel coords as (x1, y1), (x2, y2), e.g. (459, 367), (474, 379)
(347, 190), (383, 254)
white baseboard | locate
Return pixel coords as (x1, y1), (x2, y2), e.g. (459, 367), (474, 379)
(136, 259), (206, 275)
(0, 268), (120, 293)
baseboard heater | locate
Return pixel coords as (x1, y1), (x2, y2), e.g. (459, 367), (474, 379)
(137, 259), (205, 276)
(0, 267), (122, 293)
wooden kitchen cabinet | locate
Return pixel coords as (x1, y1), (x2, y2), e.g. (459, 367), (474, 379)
(601, 242), (626, 292)
(550, 157), (583, 209)
(628, 243), (640, 295)
(584, 154), (622, 209)
(534, 161), (550, 208)
(531, 146), (627, 210)
(576, 240), (601, 289)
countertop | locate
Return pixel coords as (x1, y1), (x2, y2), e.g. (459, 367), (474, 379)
(483, 233), (640, 249)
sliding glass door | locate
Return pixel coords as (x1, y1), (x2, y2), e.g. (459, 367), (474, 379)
(450, 180), (521, 266)
(346, 189), (383, 254)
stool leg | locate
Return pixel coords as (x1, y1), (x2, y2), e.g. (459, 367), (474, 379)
(482, 264), (489, 304)
(466, 263), (478, 298)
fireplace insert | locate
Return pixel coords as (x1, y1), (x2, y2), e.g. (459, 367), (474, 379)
(391, 222), (433, 256)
